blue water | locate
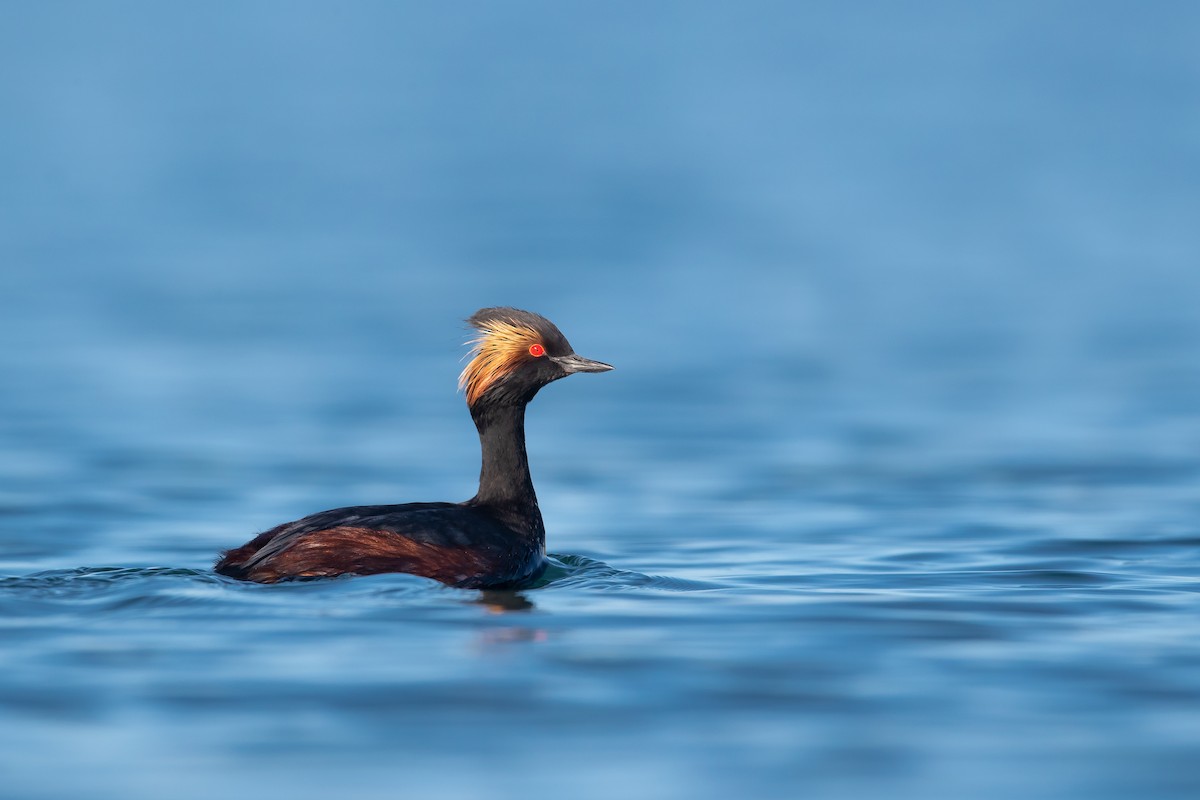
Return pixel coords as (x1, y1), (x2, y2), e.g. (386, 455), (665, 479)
(3, 3), (1200, 798)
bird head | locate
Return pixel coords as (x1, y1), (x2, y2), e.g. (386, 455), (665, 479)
(459, 307), (613, 408)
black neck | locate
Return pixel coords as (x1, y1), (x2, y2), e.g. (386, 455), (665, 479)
(468, 403), (543, 533)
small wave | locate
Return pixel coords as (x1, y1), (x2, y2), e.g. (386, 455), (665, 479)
(0, 558), (722, 614)
(0, 566), (219, 593)
(533, 554), (724, 592)
(0, 565), (460, 617)
(0, 566), (231, 613)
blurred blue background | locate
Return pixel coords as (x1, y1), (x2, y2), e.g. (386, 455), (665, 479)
(1, 3), (1199, 799)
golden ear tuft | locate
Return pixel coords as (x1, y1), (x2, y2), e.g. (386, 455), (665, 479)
(458, 320), (541, 405)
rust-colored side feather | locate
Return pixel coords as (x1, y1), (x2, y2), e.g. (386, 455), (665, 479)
(458, 320), (541, 405)
(228, 526), (496, 586)
(214, 527), (284, 577)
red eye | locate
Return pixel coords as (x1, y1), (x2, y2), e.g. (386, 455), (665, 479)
(529, 343), (546, 357)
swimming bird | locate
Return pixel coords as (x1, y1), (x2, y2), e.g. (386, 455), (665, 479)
(215, 307), (612, 587)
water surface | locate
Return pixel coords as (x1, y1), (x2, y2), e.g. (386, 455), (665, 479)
(2, 3), (1199, 798)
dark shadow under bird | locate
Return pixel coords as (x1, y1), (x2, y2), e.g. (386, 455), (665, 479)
(214, 307), (612, 587)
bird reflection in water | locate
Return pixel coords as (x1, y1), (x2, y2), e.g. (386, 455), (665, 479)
(476, 590), (535, 613)
(472, 591), (547, 651)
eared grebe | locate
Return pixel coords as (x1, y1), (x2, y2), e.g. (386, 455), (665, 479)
(214, 307), (612, 587)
